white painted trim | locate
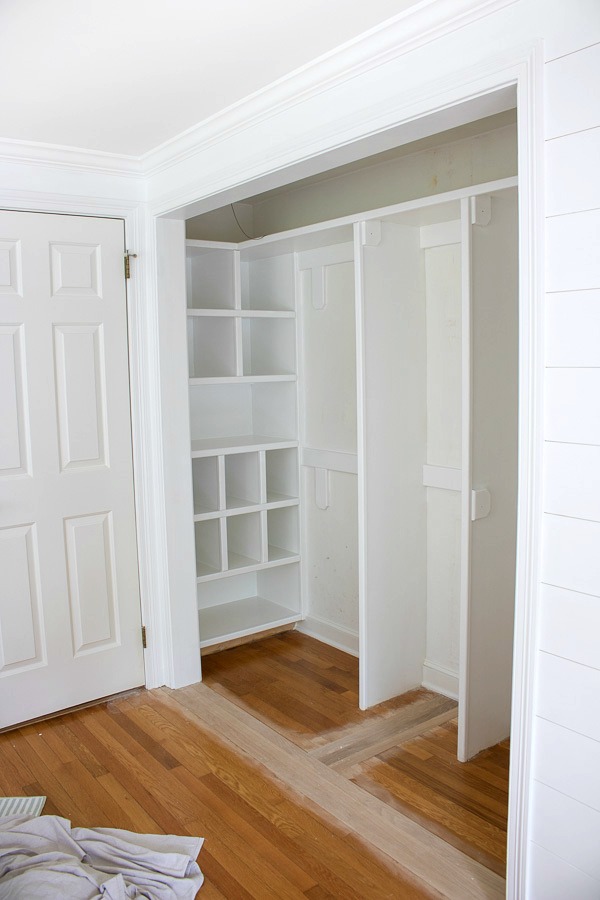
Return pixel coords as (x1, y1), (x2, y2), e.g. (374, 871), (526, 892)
(0, 139), (140, 178)
(354, 222), (369, 709)
(422, 660), (459, 700)
(422, 464), (462, 491)
(458, 195), (473, 763)
(301, 448), (359, 475)
(505, 45), (545, 900)
(142, 0), (518, 180)
(420, 220), (462, 248)
(296, 615), (359, 657)
(0, 190), (167, 691)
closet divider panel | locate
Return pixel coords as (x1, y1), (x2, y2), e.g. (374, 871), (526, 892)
(459, 187), (519, 759)
(357, 219), (427, 709)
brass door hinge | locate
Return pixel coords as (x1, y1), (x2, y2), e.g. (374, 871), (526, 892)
(124, 250), (138, 279)
(141, 625), (147, 649)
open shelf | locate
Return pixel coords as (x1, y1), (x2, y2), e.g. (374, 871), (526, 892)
(187, 316), (237, 378)
(192, 456), (220, 515)
(266, 447), (298, 502)
(198, 596), (300, 647)
(241, 317), (296, 376)
(197, 565), (301, 647)
(225, 452), (261, 508)
(195, 519), (222, 578)
(226, 512), (262, 571)
(187, 247), (236, 310)
(241, 255), (295, 311)
(267, 506), (299, 562)
(191, 435), (297, 457)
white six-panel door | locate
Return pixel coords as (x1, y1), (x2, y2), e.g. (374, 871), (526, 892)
(0, 210), (144, 728)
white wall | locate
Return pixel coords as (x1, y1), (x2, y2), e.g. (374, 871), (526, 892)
(528, 39), (600, 897)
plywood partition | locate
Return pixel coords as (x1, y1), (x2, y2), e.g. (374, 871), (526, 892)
(458, 188), (519, 759)
(357, 219), (427, 709)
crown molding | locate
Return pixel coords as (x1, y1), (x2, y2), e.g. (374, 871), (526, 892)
(0, 136), (142, 178)
(141, 0), (518, 177)
(0, 0), (517, 184)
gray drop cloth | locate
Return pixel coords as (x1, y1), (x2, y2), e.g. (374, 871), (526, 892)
(0, 815), (204, 899)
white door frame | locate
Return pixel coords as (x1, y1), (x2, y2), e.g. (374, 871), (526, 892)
(0, 190), (169, 692)
(148, 46), (544, 897)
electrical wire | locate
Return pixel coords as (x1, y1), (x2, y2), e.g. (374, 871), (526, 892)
(230, 203), (264, 240)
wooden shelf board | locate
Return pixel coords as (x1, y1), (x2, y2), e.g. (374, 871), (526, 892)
(268, 545), (298, 563)
(191, 435), (297, 457)
(196, 560), (221, 578)
(189, 374), (296, 385)
(227, 551), (261, 571)
(194, 496), (299, 522)
(266, 490), (297, 505)
(198, 596), (301, 648)
(196, 554), (300, 583)
(187, 308), (294, 319)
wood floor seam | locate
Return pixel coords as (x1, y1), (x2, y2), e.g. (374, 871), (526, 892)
(160, 684), (505, 899)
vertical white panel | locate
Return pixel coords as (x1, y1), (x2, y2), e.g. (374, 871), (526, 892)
(545, 129), (600, 217)
(0, 240), (23, 296)
(546, 210), (600, 293)
(543, 442), (600, 521)
(461, 188), (519, 759)
(50, 243), (102, 299)
(534, 717), (600, 812)
(539, 583), (600, 671)
(528, 843), (600, 900)
(53, 324), (108, 470)
(545, 43), (600, 139)
(545, 369), (600, 445)
(0, 325), (30, 476)
(0, 524), (44, 672)
(358, 220), (427, 708)
(536, 651), (600, 743)
(64, 513), (119, 655)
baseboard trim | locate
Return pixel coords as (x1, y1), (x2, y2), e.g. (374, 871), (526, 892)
(422, 660), (459, 700)
(296, 615), (359, 657)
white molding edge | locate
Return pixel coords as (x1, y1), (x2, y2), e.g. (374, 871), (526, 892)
(301, 447), (359, 475)
(0, 189), (169, 692)
(296, 615), (359, 657)
(142, 0), (518, 179)
(422, 660), (459, 700)
(505, 42), (545, 900)
(0, 137), (141, 178)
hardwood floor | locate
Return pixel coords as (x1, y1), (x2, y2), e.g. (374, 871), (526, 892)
(202, 632), (509, 877)
(0, 632), (508, 898)
(0, 687), (434, 899)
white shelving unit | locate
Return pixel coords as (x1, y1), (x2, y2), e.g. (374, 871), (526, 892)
(186, 241), (302, 648)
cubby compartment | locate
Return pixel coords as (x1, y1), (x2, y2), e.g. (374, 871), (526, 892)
(187, 246), (236, 310)
(197, 565), (301, 648)
(192, 456), (221, 516)
(225, 453), (261, 509)
(266, 447), (298, 502)
(267, 506), (299, 562)
(187, 316), (237, 378)
(227, 512), (262, 570)
(195, 519), (222, 578)
(241, 317), (295, 376)
(241, 254), (295, 311)
(189, 380), (298, 448)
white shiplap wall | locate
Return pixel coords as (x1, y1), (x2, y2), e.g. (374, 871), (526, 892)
(530, 39), (600, 897)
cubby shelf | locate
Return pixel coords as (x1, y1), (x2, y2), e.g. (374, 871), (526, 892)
(196, 553), (300, 584)
(191, 435), (297, 457)
(194, 497), (299, 522)
(198, 596), (301, 649)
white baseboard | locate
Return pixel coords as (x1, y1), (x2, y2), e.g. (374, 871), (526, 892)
(422, 659), (459, 700)
(296, 615), (359, 657)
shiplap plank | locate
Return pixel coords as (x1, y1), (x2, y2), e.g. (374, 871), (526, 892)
(546, 210), (600, 293)
(531, 781), (600, 881)
(544, 370), (600, 445)
(543, 442), (600, 521)
(543, 7), (600, 62)
(539, 583), (600, 671)
(545, 43), (600, 139)
(534, 717), (600, 812)
(542, 514), (600, 598)
(546, 128), (600, 216)
(536, 651), (600, 741)
(528, 842), (600, 900)
(545, 290), (600, 367)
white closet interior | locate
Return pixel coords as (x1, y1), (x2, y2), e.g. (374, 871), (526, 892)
(181, 177), (518, 761)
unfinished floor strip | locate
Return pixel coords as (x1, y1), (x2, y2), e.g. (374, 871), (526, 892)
(308, 695), (457, 771)
(161, 684), (504, 900)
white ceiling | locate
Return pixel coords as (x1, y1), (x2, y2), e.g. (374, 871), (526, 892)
(0, 0), (421, 157)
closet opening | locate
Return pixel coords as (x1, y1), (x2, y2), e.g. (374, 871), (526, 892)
(162, 101), (520, 873)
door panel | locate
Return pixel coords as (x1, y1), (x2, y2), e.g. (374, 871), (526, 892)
(0, 210), (144, 728)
